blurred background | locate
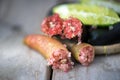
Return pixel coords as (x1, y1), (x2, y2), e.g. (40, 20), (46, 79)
(0, 0), (58, 34)
(0, 0), (120, 80)
(0, 0), (119, 34)
(0, 0), (120, 34)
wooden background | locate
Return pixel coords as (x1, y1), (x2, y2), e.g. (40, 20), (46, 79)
(0, 0), (120, 80)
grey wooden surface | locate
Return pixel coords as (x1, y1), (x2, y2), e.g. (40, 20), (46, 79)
(0, 23), (51, 80)
(52, 54), (120, 80)
(0, 0), (120, 80)
(0, 0), (55, 80)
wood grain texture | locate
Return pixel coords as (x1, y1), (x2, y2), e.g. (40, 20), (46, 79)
(1, 0), (120, 80)
(0, 0), (55, 79)
(0, 22), (51, 80)
(52, 54), (120, 80)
